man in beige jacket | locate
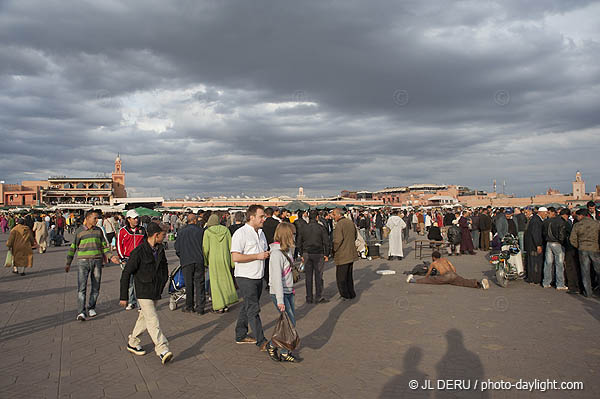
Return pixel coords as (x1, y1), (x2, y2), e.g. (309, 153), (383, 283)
(332, 208), (359, 300)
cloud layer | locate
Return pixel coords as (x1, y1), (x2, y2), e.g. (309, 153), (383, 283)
(1, 0), (599, 198)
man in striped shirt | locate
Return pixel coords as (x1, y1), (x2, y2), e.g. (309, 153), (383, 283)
(66, 210), (119, 321)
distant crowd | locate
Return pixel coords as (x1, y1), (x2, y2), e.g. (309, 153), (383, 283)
(3, 200), (599, 365)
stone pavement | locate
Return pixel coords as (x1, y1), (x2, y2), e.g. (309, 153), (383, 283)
(0, 230), (599, 399)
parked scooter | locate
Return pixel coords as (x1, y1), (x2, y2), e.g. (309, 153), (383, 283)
(490, 234), (523, 287)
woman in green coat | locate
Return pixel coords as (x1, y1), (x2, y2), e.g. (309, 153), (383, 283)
(203, 215), (238, 313)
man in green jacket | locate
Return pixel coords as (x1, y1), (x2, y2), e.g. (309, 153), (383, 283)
(332, 208), (359, 300)
(569, 209), (600, 297)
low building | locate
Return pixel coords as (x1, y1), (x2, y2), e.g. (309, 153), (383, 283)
(0, 180), (49, 206)
(1, 155), (128, 207)
(42, 177), (114, 205)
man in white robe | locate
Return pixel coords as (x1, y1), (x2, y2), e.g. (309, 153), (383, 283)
(386, 211), (407, 260)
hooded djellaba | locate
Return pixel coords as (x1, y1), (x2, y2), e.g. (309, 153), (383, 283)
(7, 218), (37, 275)
(203, 214), (238, 313)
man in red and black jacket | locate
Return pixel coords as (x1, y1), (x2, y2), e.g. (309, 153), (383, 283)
(117, 210), (147, 310)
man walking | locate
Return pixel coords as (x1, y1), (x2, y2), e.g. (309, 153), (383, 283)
(120, 222), (173, 365)
(542, 207), (567, 290)
(174, 213), (206, 314)
(386, 210), (406, 260)
(297, 210), (330, 304)
(231, 205), (270, 350)
(569, 209), (600, 298)
(66, 210), (118, 321)
(332, 208), (358, 300)
(117, 210), (146, 310)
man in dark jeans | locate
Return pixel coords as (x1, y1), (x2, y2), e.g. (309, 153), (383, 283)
(560, 208), (581, 295)
(231, 205), (270, 351)
(375, 211), (384, 243)
(331, 208), (359, 300)
(262, 207), (280, 290)
(298, 210), (331, 304)
(479, 209), (492, 251)
(174, 213), (206, 314)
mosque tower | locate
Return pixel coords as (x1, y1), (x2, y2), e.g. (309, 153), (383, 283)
(112, 154), (127, 198)
(572, 171), (585, 200)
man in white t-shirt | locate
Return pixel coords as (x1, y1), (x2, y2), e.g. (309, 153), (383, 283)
(231, 204), (269, 350)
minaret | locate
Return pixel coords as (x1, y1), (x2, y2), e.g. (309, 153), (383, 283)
(572, 171), (585, 200)
(112, 154), (127, 198)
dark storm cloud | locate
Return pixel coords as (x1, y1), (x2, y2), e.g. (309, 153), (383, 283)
(1, 0), (599, 197)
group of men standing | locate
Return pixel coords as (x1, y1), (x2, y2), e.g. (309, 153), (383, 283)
(523, 202), (600, 297)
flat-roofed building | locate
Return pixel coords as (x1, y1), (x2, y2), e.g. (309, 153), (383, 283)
(42, 177), (113, 205)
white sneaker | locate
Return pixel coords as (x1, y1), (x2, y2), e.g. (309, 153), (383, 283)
(481, 278), (490, 290)
(125, 304), (135, 311)
(88, 309), (97, 317)
(406, 274), (414, 283)
(556, 286), (568, 291)
(76, 313), (86, 321)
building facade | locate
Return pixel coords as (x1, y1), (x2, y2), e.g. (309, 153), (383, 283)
(1, 155), (127, 207)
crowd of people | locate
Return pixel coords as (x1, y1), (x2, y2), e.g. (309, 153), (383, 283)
(3, 199), (599, 365)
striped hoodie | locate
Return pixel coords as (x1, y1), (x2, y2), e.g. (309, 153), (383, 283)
(66, 225), (110, 266)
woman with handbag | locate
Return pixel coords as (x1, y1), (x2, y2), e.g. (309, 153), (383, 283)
(267, 222), (299, 363)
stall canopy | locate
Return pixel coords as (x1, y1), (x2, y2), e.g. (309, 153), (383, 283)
(123, 207), (162, 218)
(283, 200), (311, 211)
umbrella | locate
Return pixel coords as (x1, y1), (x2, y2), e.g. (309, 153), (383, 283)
(123, 206), (162, 217)
(283, 200), (311, 212)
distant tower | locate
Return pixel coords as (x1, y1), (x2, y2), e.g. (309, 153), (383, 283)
(493, 180), (497, 193)
(297, 187), (306, 199)
(572, 171), (585, 200)
(112, 154), (127, 198)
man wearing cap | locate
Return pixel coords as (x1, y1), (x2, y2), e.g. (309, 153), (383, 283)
(117, 209), (147, 310)
(524, 207), (547, 285)
(569, 209), (600, 297)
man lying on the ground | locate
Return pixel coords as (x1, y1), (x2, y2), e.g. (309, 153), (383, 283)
(406, 251), (489, 289)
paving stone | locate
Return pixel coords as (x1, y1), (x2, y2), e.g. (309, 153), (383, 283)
(1, 230), (599, 398)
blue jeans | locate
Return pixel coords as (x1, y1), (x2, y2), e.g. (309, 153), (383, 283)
(270, 293), (296, 326)
(579, 250), (600, 296)
(543, 243), (565, 288)
(375, 228), (382, 243)
(471, 230), (480, 250)
(77, 259), (103, 315)
(270, 293), (295, 354)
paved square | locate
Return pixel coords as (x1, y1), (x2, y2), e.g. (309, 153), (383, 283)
(1, 231), (598, 398)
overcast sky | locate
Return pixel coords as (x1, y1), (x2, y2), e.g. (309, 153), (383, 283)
(1, 0), (599, 198)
